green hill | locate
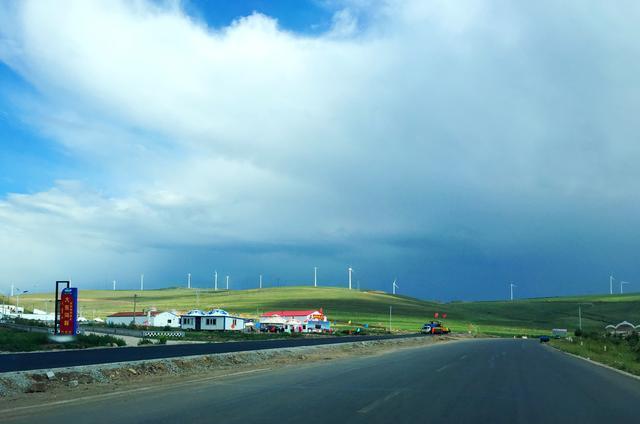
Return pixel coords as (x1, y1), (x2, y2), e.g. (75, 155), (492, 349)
(15, 287), (640, 336)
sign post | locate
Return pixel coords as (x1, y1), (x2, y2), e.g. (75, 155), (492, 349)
(59, 287), (78, 335)
(53, 281), (78, 335)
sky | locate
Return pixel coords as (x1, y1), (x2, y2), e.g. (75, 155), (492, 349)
(1, 0), (639, 301)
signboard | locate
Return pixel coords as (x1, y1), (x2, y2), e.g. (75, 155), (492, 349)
(59, 287), (78, 335)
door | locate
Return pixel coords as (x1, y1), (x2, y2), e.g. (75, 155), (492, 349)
(195, 316), (201, 330)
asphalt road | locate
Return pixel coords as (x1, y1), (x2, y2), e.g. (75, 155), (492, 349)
(3, 338), (640, 423)
(0, 334), (410, 372)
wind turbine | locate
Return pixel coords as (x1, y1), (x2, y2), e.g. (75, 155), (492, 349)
(348, 267), (353, 290)
(621, 281), (630, 294)
(259, 274), (263, 289)
(140, 274), (144, 291)
(113, 280), (116, 291)
(314, 267), (318, 287)
(187, 273), (191, 289)
(610, 274), (614, 295)
(214, 271), (218, 291)
(226, 275), (229, 290)
(392, 279), (399, 295)
(510, 283), (517, 301)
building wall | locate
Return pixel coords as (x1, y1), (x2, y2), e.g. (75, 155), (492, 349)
(224, 317), (245, 331)
(107, 316), (148, 326)
(180, 316), (198, 330)
(201, 316), (225, 330)
(151, 312), (180, 328)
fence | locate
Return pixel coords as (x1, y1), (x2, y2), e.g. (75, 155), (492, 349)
(83, 326), (184, 338)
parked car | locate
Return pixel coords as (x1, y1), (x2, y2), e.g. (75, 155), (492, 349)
(539, 335), (550, 343)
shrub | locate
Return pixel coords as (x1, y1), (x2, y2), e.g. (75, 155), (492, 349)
(138, 338), (153, 346)
(574, 329), (583, 337)
(157, 336), (167, 344)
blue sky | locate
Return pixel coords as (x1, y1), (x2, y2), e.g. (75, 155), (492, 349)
(1, 1), (640, 301)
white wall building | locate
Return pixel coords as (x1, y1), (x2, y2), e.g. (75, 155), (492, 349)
(0, 304), (24, 315)
(180, 309), (245, 331)
(106, 311), (180, 327)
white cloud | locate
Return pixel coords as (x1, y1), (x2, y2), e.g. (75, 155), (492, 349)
(1, 0), (640, 297)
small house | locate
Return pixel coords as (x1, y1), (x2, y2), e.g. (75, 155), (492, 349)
(180, 309), (245, 331)
(605, 321), (638, 336)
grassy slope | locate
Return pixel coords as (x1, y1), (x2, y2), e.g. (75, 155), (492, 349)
(17, 287), (640, 335)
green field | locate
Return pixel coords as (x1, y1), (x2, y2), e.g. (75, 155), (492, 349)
(15, 286), (640, 336)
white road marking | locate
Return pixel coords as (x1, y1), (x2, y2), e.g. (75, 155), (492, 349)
(357, 389), (402, 414)
(1, 368), (271, 415)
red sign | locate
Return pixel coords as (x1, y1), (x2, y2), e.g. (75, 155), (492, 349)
(443, 313), (447, 319)
(434, 312), (439, 318)
(59, 288), (78, 335)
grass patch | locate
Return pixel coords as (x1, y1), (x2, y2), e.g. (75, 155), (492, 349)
(0, 327), (126, 352)
(550, 332), (640, 376)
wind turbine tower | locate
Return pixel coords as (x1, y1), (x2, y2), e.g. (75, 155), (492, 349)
(140, 274), (144, 291)
(510, 283), (517, 301)
(214, 271), (218, 291)
(226, 275), (229, 290)
(10, 282), (14, 297)
(348, 267), (353, 290)
(113, 280), (116, 291)
(621, 281), (630, 294)
(392, 279), (399, 295)
(314, 267), (318, 287)
(187, 273), (191, 289)
(259, 274), (263, 289)
(610, 274), (614, 295)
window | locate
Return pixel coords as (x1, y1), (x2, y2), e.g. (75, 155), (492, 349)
(167, 319), (172, 323)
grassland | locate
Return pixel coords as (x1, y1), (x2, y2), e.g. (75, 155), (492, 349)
(0, 327), (126, 352)
(15, 286), (640, 336)
(550, 334), (640, 376)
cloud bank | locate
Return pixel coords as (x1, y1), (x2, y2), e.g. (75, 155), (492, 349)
(1, 0), (639, 299)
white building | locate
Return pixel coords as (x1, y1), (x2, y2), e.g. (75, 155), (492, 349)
(180, 309), (245, 331)
(0, 304), (24, 315)
(260, 309), (330, 333)
(106, 311), (180, 328)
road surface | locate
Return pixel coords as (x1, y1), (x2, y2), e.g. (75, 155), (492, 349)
(0, 334), (411, 372)
(2, 338), (639, 423)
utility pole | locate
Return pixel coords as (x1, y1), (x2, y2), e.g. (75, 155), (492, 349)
(314, 267), (317, 287)
(132, 294), (138, 326)
(578, 303), (593, 331)
(140, 274), (144, 291)
(214, 271), (218, 291)
(389, 306), (392, 333)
